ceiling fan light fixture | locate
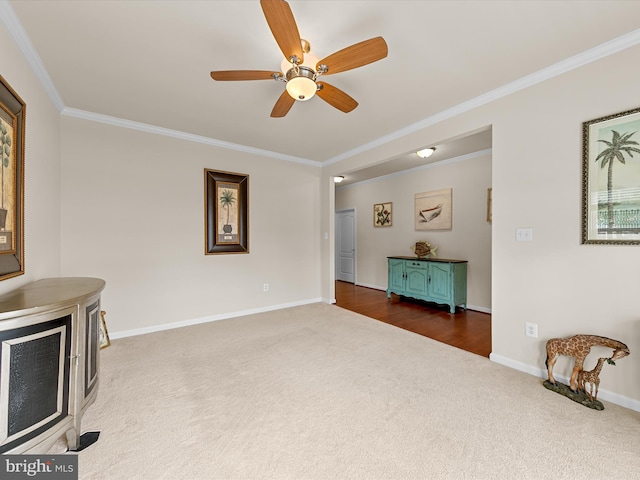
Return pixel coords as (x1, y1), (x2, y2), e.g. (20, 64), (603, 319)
(416, 147), (436, 158)
(285, 66), (317, 101)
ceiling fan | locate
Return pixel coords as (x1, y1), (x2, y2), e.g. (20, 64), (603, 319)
(210, 0), (388, 118)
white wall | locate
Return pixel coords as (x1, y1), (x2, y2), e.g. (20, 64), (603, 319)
(0, 21), (61, 295)
(60, 117), (322, 335)
(323, 44), (640, 409)
(335, 153), (492, 311)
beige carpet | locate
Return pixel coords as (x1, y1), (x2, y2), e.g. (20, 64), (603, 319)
(77, 303), (640, 479)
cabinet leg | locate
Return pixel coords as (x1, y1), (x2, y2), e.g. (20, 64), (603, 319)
(69, 431), (100, 452)
(65, 428), (79, 452)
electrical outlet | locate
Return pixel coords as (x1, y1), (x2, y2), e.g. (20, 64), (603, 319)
(263, 283), (269, 292)
(516, 227), (533, 242)
(525, 322), (538, 338)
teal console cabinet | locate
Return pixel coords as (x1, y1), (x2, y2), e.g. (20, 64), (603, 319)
(387, 256), (467, 313)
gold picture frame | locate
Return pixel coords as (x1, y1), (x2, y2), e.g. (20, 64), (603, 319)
(373, 202), (392, 227)
(204, 169), (249, 254)
(99, 310), (111, 349)
(582, 106), (640, 244)
(0, 75), (25, 281)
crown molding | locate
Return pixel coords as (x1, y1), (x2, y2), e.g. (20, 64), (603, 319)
(3, 0), (640, 167)
(324, 28), (640, 166)
(61, 107), (320, 166)
(0, 0), (318, 167)
(335, 148), (492, 190)
(0, 0), (64, 112)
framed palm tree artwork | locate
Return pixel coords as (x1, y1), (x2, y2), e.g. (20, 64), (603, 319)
(204, 169), (249, 254)
(582, 106), (640, 244)
(0, 75), (25, 281)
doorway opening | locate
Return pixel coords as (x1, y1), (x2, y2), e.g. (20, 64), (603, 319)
(334, 280), (492, 357)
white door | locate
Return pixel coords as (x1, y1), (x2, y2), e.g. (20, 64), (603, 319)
(335, 209), (355, 283)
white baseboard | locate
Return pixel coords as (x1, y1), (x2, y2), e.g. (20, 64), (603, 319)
(490, 353), (640, 413)
(109, 297), (323, 340)
(355, 282), (385, 291)
(354, 282), (492, 314)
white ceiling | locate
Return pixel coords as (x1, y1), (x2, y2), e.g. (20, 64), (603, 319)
(5, 1), (640, 177)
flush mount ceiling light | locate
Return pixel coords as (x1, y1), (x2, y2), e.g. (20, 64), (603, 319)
(416, 147), (436, 159)
(334, 176), (345, 183)
(281, 48), (318, 101)
(285, 66), (317, 101)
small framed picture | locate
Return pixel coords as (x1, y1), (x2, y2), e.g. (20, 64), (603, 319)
(415, 188), (452, 230)
(374, 202), (392, 227)
(99, 310), (111, 349)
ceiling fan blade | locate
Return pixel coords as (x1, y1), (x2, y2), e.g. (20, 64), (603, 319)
(316, 82), (358, 113)
(271, 90), (296, 117)
(317, 37), (388, 75)
(210, 70), (279, 81)
(260, 0), (303, 62)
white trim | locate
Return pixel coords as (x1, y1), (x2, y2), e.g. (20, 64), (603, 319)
(109, 298), (322, 340)
(355, 281), (385, 291)
(2, 0), (639, 168)
(467, 305), (491, 314)
(490, 353), (640, 413)
(324, 29), (640, 166)
(61, 107), (320, 167)
(0, 0), (64, 112)
(337, 148), (492, 190)
(354, 282), (491, 314)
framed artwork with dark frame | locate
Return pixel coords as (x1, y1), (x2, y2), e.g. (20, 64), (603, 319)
(204, 169), (249, 254)
(0, 75), (25, 281)
(582, 106), (640, 244)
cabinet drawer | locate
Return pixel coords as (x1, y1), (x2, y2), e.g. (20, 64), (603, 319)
(406, 260), (427, 269)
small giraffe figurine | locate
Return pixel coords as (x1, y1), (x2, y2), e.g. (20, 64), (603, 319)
(545, 334), (629, 392)
(577, 357), (610, 401)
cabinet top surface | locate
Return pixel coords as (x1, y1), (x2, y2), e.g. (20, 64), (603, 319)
(387, 256), (467, 263)
(0, 277), (106, 318)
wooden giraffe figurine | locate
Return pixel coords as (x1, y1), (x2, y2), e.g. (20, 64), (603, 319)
(545, 334), (629, 392)
(577, 357), (609, 401)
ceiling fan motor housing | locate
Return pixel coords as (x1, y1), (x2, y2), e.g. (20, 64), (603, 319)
(285, 66), (317, 100)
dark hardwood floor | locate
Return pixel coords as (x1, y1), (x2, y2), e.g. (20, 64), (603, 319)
(334, 281), (492, 358)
